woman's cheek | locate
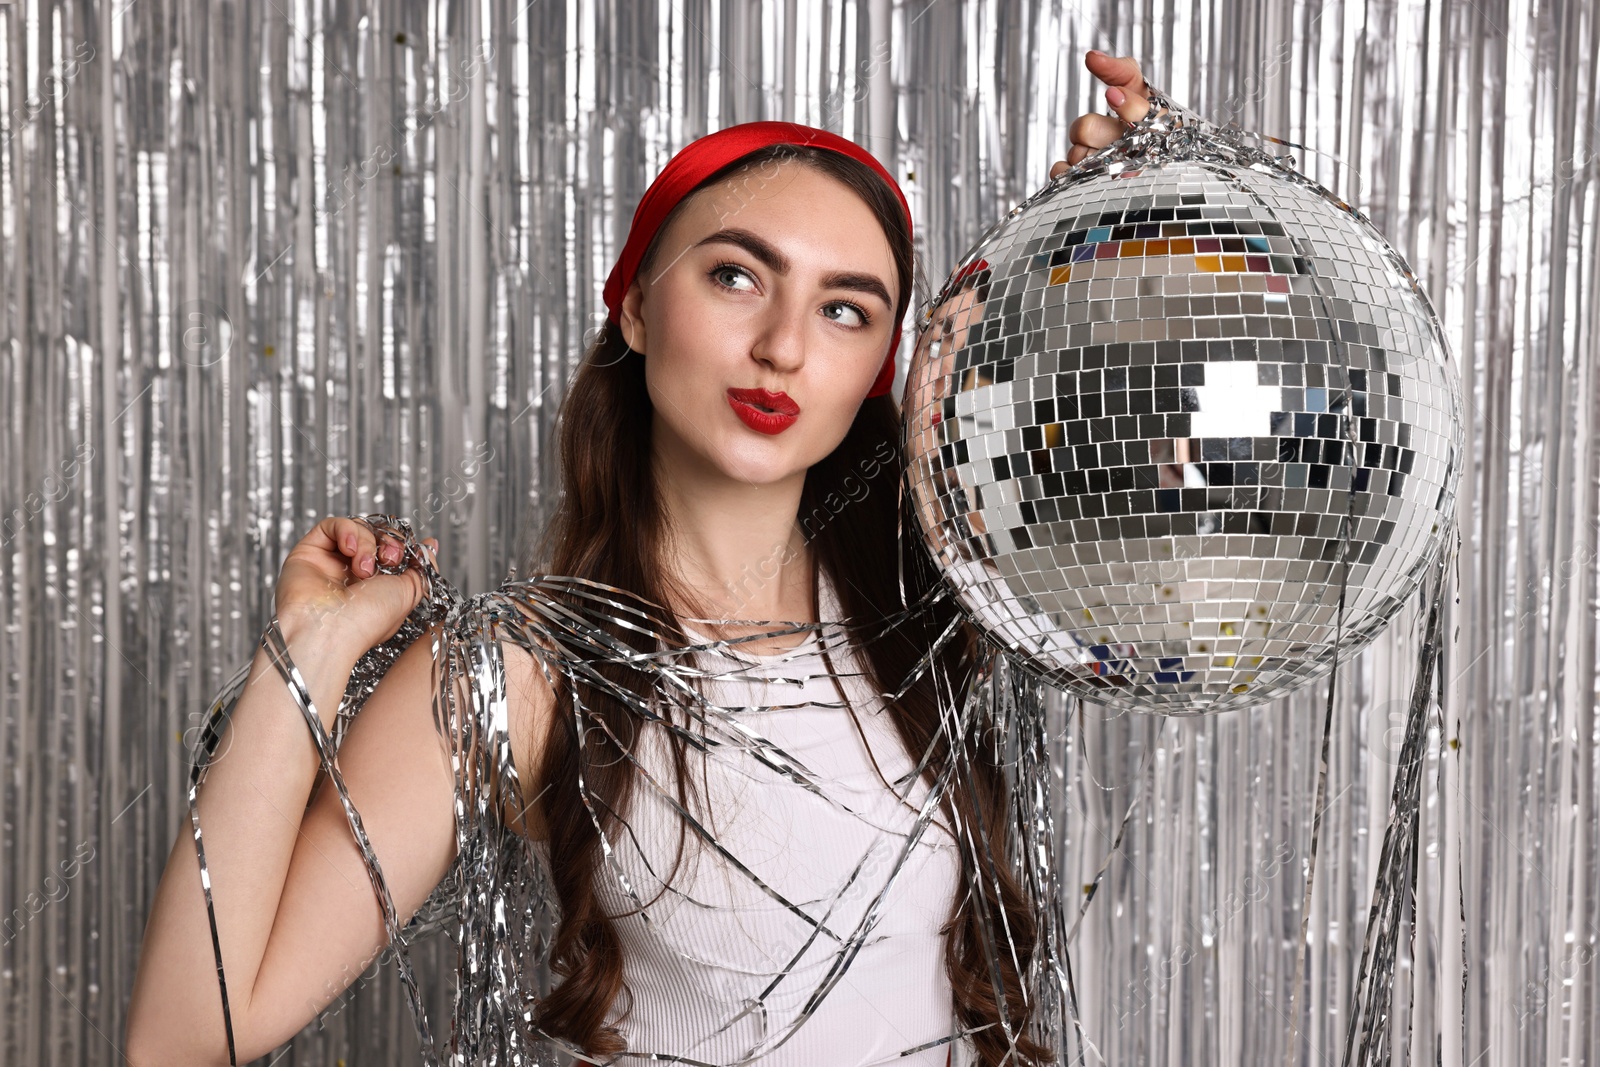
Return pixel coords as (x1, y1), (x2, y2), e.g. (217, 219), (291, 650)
(810, 411), (855, 462)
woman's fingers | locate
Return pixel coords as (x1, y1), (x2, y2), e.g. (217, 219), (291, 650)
(1052, 148), (1086, 178)
(1054, 114), (1127, 175)
(376, 534), (403, 567)
(1085, 51), (1151, 124)
(313, 516), (408, 579)
(1050, 53), (1155, 179)
(1069, 112), (1129, 151)
(1052, 139), (1102, 178)
(318, 516), (373, 576)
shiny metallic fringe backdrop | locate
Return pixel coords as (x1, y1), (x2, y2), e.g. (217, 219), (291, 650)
(0, 0), (1593, 1064)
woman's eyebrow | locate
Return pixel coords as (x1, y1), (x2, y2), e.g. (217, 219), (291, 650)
(694, 227), (893, 309)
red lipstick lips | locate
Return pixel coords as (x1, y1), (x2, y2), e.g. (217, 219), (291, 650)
(726, 387), (800, 435)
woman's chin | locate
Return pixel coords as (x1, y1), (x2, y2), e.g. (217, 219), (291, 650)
(702, 437), (814, 487)
(718, 458), (809, 488)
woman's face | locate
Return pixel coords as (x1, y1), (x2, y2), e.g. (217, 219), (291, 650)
(618, 160), (900, 488)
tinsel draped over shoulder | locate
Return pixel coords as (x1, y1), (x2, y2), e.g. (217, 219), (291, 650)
(187, 515), (1076, 1066)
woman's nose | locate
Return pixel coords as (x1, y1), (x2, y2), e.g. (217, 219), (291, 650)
(750, 304), (808, 370)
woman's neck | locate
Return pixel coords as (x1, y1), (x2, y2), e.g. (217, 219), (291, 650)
(655, 463), (814, 624)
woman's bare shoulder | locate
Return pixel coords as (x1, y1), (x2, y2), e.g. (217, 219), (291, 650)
(496, 615), (559, 842)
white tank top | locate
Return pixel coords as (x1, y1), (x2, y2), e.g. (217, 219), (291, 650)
(591, 572), (966, 1065)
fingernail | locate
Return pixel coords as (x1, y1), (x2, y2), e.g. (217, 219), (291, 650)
(1089, 49), (1108, 58)
(360, 554), (374, 574)
(1107, 86), (1126, 107)
(344, 534), (356, 552)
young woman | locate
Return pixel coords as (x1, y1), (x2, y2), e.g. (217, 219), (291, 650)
(126, 51), (1153, 1067)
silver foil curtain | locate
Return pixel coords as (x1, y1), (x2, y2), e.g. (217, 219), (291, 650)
(0, 0), (1593, 1064)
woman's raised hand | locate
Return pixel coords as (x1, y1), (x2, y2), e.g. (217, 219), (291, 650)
(273, 516), (438, 658)
(1048, 52), (1154, 179)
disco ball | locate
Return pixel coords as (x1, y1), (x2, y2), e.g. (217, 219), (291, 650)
(902, 87), (1463, 714)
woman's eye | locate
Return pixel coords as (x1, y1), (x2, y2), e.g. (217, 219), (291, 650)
(822, 302), (869, 329)
(711, 264), (756, 292)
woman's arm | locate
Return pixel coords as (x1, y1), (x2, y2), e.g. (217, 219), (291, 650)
(126, 607), (560, 1065)
(125, 515), (559, 1065)
(124, 617), (462, 1064)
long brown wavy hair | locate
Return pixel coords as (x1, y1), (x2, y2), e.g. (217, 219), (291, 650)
(525, 143), (1048, 1065)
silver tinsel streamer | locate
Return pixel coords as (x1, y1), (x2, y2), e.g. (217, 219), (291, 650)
(2, 1), (1596, 1065)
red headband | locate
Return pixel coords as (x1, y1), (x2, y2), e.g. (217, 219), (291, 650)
(602, 121), (911, 399)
